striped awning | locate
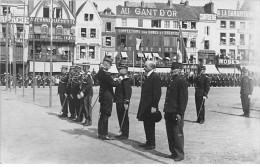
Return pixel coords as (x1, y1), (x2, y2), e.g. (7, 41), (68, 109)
(137, 53), (144, 58)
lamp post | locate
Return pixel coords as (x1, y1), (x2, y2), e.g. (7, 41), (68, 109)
(49, 0), (53, 107)
(5, 8), (10, 91)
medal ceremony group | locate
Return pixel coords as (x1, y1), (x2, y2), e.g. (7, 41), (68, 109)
(57, 56), (254, 162)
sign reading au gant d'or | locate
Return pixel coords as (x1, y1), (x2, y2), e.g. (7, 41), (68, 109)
(117, 6), (177, 18)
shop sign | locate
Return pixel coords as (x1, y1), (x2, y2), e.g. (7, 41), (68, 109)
(217, 9), (253, 18)
(117, 6), (177, 18)
(29, 17), (75, 25)
(116, 28), (179, 36)
(117, 46), (176, 52)
(219, 58), (240, 65)
(0, 16), (29, 24)
(199, 14), (216, 21)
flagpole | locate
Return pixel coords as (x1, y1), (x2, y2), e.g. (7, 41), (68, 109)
(49, 0), (53, 107)
(5, 3), (9, 91)
(132, 50), (135, 86)
(12, 10), (17, 94)
(22, 0), (26, 97)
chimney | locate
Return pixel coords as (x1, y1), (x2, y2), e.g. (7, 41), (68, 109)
(185, 0), (189, 6)
(141, 1), (144, 7)
(168, 0), (173, 8)
(180, 0), (185, 5)
(124, 1), (129, 7)
(204, 2), (214, 14)
(28, 0), (34, 16)
(69, 0), (76, 16)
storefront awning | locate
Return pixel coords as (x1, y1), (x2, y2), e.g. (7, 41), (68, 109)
(218, 67), (240, 74)
(137, 53), (144, 58)
(204, 65), (220, 74)
(121, 52), (128, 58)
(153, 53), (162, 60)
(198, 50), (216, 59)
(144, 53), (152, 59)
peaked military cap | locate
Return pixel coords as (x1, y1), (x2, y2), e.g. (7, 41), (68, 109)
(103, 57), (113, 65)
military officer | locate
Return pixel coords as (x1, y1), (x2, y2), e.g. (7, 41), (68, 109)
(96, 57), (121, 140)
(114, 61), (132, 140)
(240, 67), (254, 117)
(58, 65), (69, 118)
(163, 62), (188, 161)
(194, 66), (210, 124)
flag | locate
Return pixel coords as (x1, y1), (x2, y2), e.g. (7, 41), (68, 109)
(136, 38), (142, 50)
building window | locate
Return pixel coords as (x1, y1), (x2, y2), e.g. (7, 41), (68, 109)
(220, 33), (226, 45)
(2, 26), (6, 38)
(229, 50), (235, 59)
(182, 22), (187, 29)
(117, 34), (126, 46)
(183, 38), (187, 47)
(85, 14), (94, 21)
(173, 21), (178, 29)
(81, 28), (86, 37)
(220, 49), (226, 59)
(151, 20), (161, 28)
(106, 22), (111, 31)
(153, 36), (159, 47)
(138, 19), (143, 27)
(122, 18), (127, 26)
(17, 26), (23, 39)
(89, 46), (95, 59)
(55, 8), (62, 18)
(230, 21), (235, 28)
(43, 7), (49, 18)
(190, 40), (196, 48)
(191, 22), (196, 29)
(206, 26), (210, 35)
(230, 33), (236, 45)
(240, 34), (245, 45)
(204, 40), (209, 49)
(80, 46), (86, 59)
(220, 21), (226, 28)
(164, 36), (170, 46)
(164, 21), (170, 28)
(90, 29), (96, 38)
(2, 6), (10, 15)
(106, 37), (111, 46)
(240, 22), (245, 29)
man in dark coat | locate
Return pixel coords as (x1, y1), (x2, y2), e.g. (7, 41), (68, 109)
(96, 57), (121, 140)
(114, 62), (132, 140)
(240, 67), (254, 117)
(137, 60), (162, 150)
(194, 66), (210, 124)
(58, 65), (69, 118)
(163, 62), (188, 162)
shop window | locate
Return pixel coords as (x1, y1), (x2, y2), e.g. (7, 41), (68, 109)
(220, 49), (226, 59)
(55, 8), (62, 18)
(191, 22), (196, 29)
(220, 21), (226, 28)
(164, 21), (170, 28)
(240, 22), (245, 29)
(164, 36), (170, 46)
(84, 14), (94, 21)
(90, 29), (96, 38)
(240, 34), (245, 45)
(190, 40), (196, 48)
(229, 50), (235, 59)
(230, 33), (236, 45)
(173, 21), (178, 29)
(81, 28), (86, 37)
(206, 26), (210, 35)
(138, 19), (143, 27)
(151, 20), (161, 28)
(43, 7), (49, 18)
(230, 21), (235, 28)
(204, 40), (209, 49)
(117, 34), (126, 46)
(182, 22), (187, 29)
(189, 55), (194, 63)
(106, 22), (111, 31)
(17, 26), (23, 39)
(106, 37), (111, 46)
(80, 46), (86, 59)
(220, 33), (226, 45)
(89, 46), (95, 59)
(2, 6), (10, 15)
(122, 18), (127, 26)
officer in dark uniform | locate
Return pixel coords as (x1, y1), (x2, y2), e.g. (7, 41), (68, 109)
(58, 65), (69, 118)
(96, 57), (121, 140)
(240, 67), (254, 117)
(37, 74), (41, 88)
(114, 61), (132, 140)
(66, 66), (75, 119)
(194, 66), (210, 124)
(163, 62), (188, 162)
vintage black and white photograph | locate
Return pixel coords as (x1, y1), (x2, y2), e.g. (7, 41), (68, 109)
(0, 0), (259, 164)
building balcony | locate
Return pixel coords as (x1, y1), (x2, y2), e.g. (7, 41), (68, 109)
(29, 34), (75, 42)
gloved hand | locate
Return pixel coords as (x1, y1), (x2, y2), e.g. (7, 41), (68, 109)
(70, 94), (73, 99)
(151, 107), (157, 113)
(248, 95), (251, 99)
(119, 76), (123, 80)
(64, 93), (67, 97)
(176, 114), (182, 123)
(77, 94), (81, 99)
(203, 96), (207, 100)
(124, 103), (129, 110)
(80, 92), (84, 97)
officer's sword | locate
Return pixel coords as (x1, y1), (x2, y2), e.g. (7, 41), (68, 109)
(119, 104), (130, 132)
(197, 98), (205, 118)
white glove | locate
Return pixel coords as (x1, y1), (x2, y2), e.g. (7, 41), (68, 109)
(203, 96), (207, 100)
(77, 94), (81, 99)
(80, 92), (84, 97)
(248, 95), (251, 99)
(119, 76), (123, 80)
(64, 93), (67, 97)
(151, 107), (157, 113)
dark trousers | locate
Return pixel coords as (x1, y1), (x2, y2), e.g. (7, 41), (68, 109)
(116, 103), (129, 137)
(81, 95), (93, 121)
(195, 95), (205, 121)
(143, 119), (155, 146)
(241, 94), (250, 116)
(69, 96), (80, 117)
(59, 93), (68, 115)
(165, 113), (184, 159)
(98, 98), (113, 136)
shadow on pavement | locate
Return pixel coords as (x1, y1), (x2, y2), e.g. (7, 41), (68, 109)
(208, 110), (259, 119)
(184, 119), (197, 123)
(61, 128), (169, 164)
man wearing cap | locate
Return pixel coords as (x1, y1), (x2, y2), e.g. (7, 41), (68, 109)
(194, 66), (210, 124)
(240, 67), (254, 117)
(137, 60), (162, 150)
(66, 66), (75, 119)
(163, 62), (188, 161)
(96, 57), (121, 140)
(58, 65), (69, 118)
(114, 61), (132, 140)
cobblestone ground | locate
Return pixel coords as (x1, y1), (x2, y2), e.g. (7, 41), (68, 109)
(1, 86), (260, 164)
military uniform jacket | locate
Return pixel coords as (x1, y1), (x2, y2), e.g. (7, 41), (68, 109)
(96, 68), (120, 103)
(137, 72), (162, 121)
(58, 73), (69, 94)
(240, 76), (254, 95)
(114, 77), (132, 104)
(80, 74), (93, 97)
(68, 75), (81, 98)
(194, 74), (210, 97)
(163, 75), (188, 116)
